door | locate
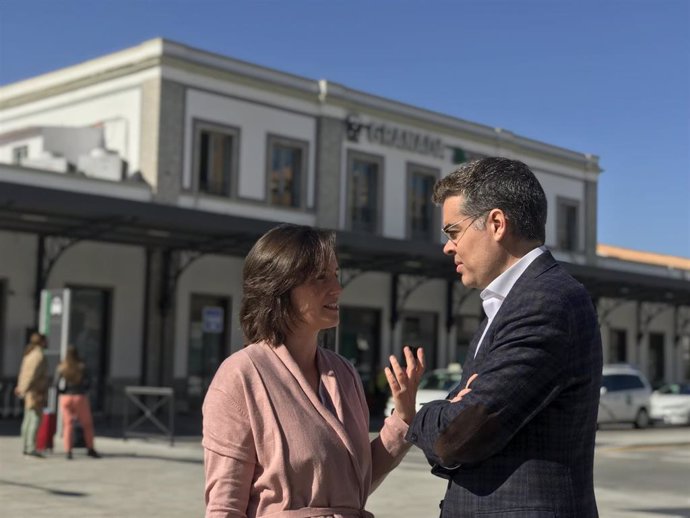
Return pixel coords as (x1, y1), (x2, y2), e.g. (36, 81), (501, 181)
(338, 307), (382, 413)
(68, 287), (111, 413)
(187, 294), (230, 414)
(402, 311), (438, 369)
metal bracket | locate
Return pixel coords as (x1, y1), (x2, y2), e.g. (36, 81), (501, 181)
(340, 268), (364, 289)
(597, 298), (634, 326)
(390, 274), (433, 328)
(637, 302), (672, 340)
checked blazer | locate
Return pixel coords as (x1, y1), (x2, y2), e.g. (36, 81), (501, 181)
(407, 251), (602, 518)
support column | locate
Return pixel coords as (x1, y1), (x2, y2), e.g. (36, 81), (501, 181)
(315, 116), (344, 229)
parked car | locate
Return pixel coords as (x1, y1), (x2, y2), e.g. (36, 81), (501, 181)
(650, 382), (690, 425)
(598, 364), (653, 428)
(385, 364), (463, 417)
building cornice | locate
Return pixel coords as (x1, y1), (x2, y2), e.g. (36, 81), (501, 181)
(0, 37), (601, 173)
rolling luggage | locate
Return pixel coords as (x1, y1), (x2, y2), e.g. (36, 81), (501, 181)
(35, 411), (57, 452)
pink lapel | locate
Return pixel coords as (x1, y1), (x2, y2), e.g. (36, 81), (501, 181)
(265, 343), (365, 490)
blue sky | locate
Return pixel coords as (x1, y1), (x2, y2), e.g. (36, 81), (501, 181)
(1, 0), (688, 257)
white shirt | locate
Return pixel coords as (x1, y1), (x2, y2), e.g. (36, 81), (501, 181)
(474, 246), (546, 357)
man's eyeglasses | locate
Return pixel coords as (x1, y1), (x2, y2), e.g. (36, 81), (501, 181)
(441, 214), (482, 244)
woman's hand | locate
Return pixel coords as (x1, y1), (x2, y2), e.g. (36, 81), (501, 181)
(385, 346), (426, 424)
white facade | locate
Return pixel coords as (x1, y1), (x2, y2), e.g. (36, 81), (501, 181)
(0, 39), (687, 417)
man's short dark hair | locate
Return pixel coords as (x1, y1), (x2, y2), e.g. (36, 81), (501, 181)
(432, 157), (547, 243)
(240, 223), (336, 346)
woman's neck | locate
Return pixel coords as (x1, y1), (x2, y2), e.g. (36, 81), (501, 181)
(284, 330), (320, 390)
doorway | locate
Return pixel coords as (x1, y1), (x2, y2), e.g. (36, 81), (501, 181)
(338, 307), (382, 413)
(68, 287), (111, 413)
(187, 294), (230, 413)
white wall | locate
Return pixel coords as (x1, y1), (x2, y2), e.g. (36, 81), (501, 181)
(0, 135), (43, 164)
(0, 231), (37, 377)
(0, 72), (149, 173)
(48, 241), (146, 379)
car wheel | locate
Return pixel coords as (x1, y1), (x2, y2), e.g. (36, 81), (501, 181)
(634, 408), (650, 429)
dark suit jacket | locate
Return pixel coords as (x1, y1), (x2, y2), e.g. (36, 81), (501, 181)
(407, 251), (602, 518)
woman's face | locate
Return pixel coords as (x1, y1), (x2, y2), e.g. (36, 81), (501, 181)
(290, 256), (342, 333)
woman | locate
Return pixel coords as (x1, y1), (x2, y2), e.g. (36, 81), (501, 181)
(56, 345), (101, 459)
(15, 332), (49, 457)
(203, 224), (425, 517)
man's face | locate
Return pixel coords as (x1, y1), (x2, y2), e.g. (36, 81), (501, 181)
(441, 195), (502, 290)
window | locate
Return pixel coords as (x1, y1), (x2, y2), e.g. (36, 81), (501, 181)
(603, 374), (645, 392)
(557, 198), (579, 251)
(407, 164), (439, 241)
(402, 311), (438, 369)
(347, 151), (382, 233)
(12, 145), (28, 164)
(609, 328), (627, 363)
(267, 135), (307, 208)
(194, 121), (239, 197)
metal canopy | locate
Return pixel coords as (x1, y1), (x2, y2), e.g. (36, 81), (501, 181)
(1, 178), (689, 306)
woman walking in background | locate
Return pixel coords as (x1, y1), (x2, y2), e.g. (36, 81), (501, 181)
(56, 345), (101, 459)
(203, 224), (425, 517)
(15, 332), (49, 458)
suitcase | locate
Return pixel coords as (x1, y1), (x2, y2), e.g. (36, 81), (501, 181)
(35, 411), (57, 452)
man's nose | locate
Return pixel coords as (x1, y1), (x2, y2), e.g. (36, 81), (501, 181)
(443, 240), (456, 256)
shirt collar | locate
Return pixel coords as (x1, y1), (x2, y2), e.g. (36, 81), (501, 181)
(480, 246), (546, 304)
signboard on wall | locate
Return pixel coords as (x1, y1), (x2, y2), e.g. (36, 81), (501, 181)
(345, 114), (445, 159)
(201, 306), (224, 334)
(38, 289), (71, 412)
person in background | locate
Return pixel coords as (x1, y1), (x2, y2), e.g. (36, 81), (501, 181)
(56, 345), (101, 459)
(203, 223), (425, 518)
(15, 332), (49, 458)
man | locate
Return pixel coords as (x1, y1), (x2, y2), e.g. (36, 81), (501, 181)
(407, 157), (602, 517)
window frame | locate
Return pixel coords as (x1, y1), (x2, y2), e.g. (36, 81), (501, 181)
(345, 150), (384, 234)
(12, 145), (29, 165)
(265, 133), (309, 210)
(406, 163), (440, 242)
(556, 196), (581, 252)
(191, 119), (241, 198)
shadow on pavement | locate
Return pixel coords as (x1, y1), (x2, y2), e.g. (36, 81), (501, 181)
(0, 478), (88, 497)
(629, 509), (690, 517)
(99, 452), (202, 465)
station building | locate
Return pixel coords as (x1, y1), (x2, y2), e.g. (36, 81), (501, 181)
(1, 39), (688, 418)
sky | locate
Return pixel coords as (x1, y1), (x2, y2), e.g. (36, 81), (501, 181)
(0, 0), (688, 257)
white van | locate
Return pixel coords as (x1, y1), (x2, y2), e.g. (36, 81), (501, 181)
(598, 364), (653, 428)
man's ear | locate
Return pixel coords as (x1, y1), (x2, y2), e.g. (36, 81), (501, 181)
(488, 209), (508, 241)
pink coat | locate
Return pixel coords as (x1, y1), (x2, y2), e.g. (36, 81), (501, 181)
(202, 342), (411, 518)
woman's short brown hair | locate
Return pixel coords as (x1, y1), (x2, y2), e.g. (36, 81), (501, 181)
(240, 223), (336, 346)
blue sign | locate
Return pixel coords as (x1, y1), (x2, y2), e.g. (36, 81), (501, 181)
(201, 306), (224, 334)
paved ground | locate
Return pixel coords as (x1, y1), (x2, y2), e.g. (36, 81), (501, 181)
(0, 421), (688, 517)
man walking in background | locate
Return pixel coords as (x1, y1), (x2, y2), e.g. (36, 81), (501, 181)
(407, 157), (602, 517)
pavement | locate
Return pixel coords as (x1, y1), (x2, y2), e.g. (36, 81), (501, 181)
(0, 418), (688, 518)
